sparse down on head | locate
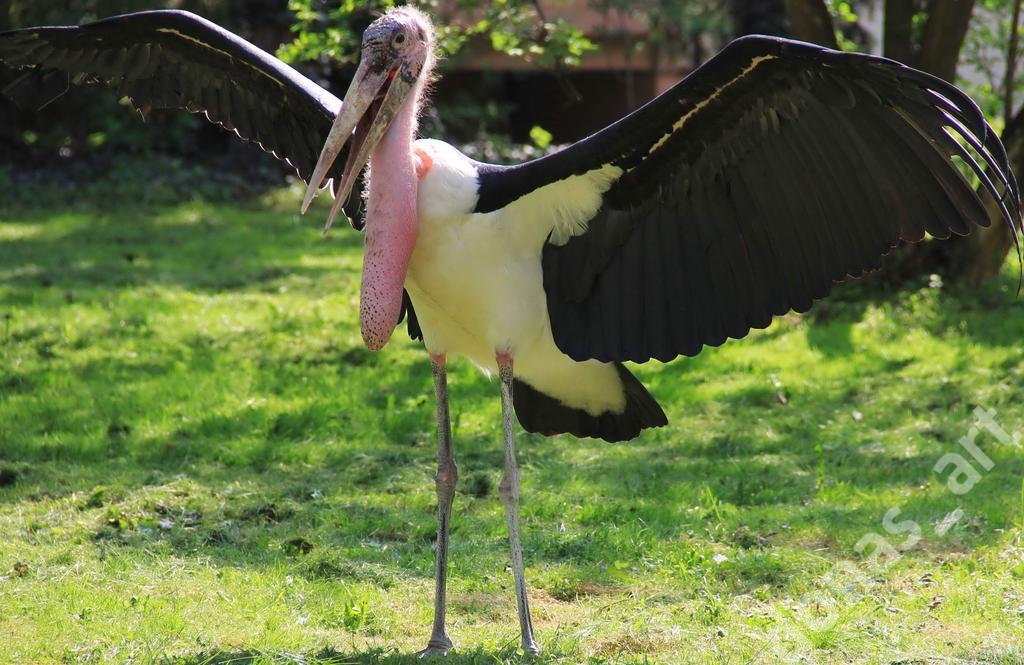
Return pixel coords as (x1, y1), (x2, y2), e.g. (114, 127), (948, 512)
(301, 6), (435, 232)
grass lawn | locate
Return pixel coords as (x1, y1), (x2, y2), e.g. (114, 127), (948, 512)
(2, 187), (1024, 664)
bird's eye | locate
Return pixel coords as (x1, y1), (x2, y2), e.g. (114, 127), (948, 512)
(393, 33), (406, 47)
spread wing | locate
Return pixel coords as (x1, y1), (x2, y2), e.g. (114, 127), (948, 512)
(475, 35), (1021, 363)
(0, 9), (346, 189)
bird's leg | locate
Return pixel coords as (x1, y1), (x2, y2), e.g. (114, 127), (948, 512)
(418, 353), (457, 658)
(496, 353), (540, 655)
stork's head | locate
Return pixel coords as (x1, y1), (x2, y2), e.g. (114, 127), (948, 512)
(302, 7), (435, 229)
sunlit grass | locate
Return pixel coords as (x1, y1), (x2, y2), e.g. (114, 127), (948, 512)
(2, 191), (1024, 663)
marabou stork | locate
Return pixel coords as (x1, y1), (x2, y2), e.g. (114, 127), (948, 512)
(1, 7), (1020, 655)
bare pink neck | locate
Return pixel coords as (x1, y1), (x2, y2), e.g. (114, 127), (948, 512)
(359, 91), (420, 350)
(372, 88), (420, 174)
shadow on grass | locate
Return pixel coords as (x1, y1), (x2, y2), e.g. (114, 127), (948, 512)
(3, 343), (1021, 587)
(165, 645), (555, 664)
(4, 199), (1024, 630)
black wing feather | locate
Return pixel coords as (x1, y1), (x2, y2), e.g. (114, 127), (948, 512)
(482, 36), (1021, 363)
(1, 12), (425, 339)
(0, 10), (344, 188)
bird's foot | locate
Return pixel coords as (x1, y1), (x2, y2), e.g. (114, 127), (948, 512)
(417, 636), (453, 658)
(520, 638), (541, 657)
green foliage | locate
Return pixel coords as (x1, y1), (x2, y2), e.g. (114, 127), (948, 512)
(277, 0), (596, 69)
(2, 1), (280, 176)
(3, 193), (1024, 661)
(826, 0), (862, 51)
(276, 0), (370, 66)
(528, 125), (553, 150)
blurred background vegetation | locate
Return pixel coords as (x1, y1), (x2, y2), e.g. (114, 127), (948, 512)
(1, 0), (1022, 279)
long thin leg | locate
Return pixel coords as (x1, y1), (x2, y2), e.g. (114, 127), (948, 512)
(497, 353), (540, 655)
(418, 353), (457, 657)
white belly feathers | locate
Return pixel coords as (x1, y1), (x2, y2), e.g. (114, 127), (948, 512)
(402, 139), (627, 417)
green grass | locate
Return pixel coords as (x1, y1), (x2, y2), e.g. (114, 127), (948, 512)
(3, 187), (1024, 663)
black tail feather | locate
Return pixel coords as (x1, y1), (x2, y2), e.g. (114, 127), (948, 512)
(513, 363), (667, 442)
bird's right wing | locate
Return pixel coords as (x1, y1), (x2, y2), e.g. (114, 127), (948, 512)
(0, 10), (344, 189)
(474, 36), (1021, 364)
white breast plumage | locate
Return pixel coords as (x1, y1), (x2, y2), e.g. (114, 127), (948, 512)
(405, 139), (628, 416)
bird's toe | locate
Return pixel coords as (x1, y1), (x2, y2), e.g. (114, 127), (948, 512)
(417, 638), (453, 658)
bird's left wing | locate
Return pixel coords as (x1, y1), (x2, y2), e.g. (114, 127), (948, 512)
(0, 10), (344, 189)
(475, 36), (1021, 364)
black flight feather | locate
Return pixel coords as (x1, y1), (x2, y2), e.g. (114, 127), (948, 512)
(474, 36), (1020, 363)
(0, 10), (345, 192)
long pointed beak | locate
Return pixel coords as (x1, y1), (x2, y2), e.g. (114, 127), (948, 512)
(300, 59), (391, 228)
(322, 70), (414, 230)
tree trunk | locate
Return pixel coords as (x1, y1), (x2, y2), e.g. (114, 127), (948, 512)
(1006, 0), (1022, 126)
(912, 0), (1020, 283)
(783, 0), (838, 48)
(883, 0), (916, 63)
(916, 0), (976, 80)
(953, 109), (1024, 282)
(882, 107), (1024, 284)
(773, 0), (1018, 284)
(882, 0), (1024, 284)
